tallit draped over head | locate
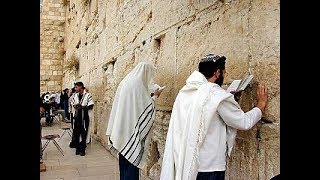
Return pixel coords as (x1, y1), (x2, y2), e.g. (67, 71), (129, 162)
(160, 71), (236, 180)
(106, 62), (156, 168)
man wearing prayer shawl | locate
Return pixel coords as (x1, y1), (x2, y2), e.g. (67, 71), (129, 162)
(106, 62), (163, 180)
(69, 81), (94, 156)
(160, 53), (268, 180)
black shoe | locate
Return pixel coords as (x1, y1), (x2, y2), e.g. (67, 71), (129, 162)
(69, 142), (77, 148)
(76, 149), (80, 155)
(80, 151), (85, 156)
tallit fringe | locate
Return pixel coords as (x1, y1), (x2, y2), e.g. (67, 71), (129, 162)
(188, 88), (213, 179)
(109, 145), (120, 156)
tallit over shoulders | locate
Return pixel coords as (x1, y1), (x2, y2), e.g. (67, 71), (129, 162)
(160, 71), (234, 180)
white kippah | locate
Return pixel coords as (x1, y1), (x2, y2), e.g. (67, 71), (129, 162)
(200, 53), (224, 62)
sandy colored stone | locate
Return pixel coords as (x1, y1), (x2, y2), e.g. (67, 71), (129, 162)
(41, 0), (280, 179)
(40, 0), (65, 93)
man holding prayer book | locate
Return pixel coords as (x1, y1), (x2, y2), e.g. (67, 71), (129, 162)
(160, 53), (268, 180)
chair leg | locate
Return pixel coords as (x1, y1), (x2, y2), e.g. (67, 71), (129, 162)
(52, 139), (64, 156)
(54, 116), (60, 123)
(42, 140), (50, 152)
(59, 130), (67, 141)
(67, 130), (72, 137)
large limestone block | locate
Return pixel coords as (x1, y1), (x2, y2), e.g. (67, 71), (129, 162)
(152, 0), (197, 34)
(150, 30), (177, 110)
(226, 127), (260, 180)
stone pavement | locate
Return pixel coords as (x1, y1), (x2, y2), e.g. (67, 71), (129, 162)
(40, 118), (119, 180)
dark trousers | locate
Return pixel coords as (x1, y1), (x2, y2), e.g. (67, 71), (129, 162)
(71, 118), (89, 153)
(44, 109), (52, 125)
(63, 101), (69, 120)
(119, 153), (139, 180)
(70, 113), (74, 129)
(197, 171), (225, 180)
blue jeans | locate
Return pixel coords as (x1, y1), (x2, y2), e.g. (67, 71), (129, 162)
(197, 171), (225, 180)
(119, 153), (139, 180)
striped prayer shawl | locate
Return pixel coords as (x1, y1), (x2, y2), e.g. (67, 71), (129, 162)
(71, 91), (94, 143)
(106, 62), (156, 168)
(120, 100), (155, 166)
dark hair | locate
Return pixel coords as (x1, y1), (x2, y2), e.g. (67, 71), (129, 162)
(198, 54), (226, 79)
(74, 81), (85, 89)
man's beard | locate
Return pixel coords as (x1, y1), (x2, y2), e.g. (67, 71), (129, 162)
(215, 73), (224, 86)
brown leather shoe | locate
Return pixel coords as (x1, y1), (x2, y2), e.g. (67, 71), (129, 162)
(40, 163), (46, 172)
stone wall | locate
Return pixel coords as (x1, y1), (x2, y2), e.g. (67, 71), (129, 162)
(40, 0), (66, 93)
(41, 0), (280, 179)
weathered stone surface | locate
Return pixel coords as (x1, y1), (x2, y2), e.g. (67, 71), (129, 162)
(40, 0), (65, 93)
(41, 0), (279, 179)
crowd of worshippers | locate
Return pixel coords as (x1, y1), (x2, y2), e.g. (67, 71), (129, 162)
(40, 53), (278, 180)
(41, 89), (70, 125)
(40, 82), (93, 157)
(40, 86), (88, 125)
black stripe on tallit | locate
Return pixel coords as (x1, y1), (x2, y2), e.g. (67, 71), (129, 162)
(120, 102), (153, 153)
(123, 107), (154, 157)
(87, 96), (92, 102)
(132, 119), (155, 166)
(133, 147), (144, 166)
(126, 108), (155, 159)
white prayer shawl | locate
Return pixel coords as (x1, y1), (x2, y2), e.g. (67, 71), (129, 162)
(106, 62), (156, 168)
(69, 93), (76, 131)
(71, 92), (94, 144)
(69, 93), (75, 114)
(56, 92), (61, 104)
(160, 71), (237, 180)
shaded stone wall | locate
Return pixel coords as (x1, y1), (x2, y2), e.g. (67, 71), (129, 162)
(41, 0), (280, 179)
(40, 0), (66, 93)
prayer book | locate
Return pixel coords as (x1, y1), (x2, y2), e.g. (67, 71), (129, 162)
(226, 74), (254, 93)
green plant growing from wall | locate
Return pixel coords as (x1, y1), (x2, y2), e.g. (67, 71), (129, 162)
(64, 54), (79, 73)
